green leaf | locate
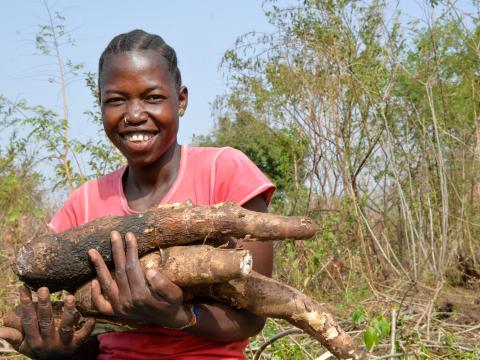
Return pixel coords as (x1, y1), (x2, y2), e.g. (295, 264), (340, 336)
(364, 326), (379, 351)
(6, 208), (20, 222)
(376, 315), (391, 337)
(351, 306), (366, 327)
(370, 315), (390, 338)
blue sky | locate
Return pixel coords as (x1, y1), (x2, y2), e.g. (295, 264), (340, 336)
(0, 0), (277, 146)
(0, 0), (475, 148)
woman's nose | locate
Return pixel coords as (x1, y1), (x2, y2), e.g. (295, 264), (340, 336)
(125, 100), (148, 123)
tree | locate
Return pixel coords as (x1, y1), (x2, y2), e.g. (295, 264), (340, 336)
(0, 2), (124, 192)
(194, 103), (309, 215)
(210, 0), (480, 282)
(0, 138), (45, 248)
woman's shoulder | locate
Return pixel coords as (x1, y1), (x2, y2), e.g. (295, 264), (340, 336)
(49, 167), (127, 232)
(186, 145), (246, 162)
(71, 166), (125, 193)
(94, 166), (126, 190)
(60, 167), (125, 213)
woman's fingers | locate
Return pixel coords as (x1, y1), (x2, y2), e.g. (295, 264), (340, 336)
(90, 279), (114, 315)
(124, 232), (147, 288)
(73, 318), (96, 346)
(19, 286), (42, 349)
(123, 232), (183, 306)
(0, 327), (23, 350)
(110, 230), (132, 306)
(59, 295), (95, 347)
(110, 231), (132, 311)
(0, 288), (94, 359)
(88, 249), (119, 307)
(3, 310), (22, 332)
(36, 287), (55, 344)
(58, 295), (77, 344)
(88, 231), (185, 324)
(125, 232), (153, 307)
(146, 269), (183, 305)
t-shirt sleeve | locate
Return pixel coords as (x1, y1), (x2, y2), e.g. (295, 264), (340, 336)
(48, 185), (86, 233)
(213, 147), (276, 206)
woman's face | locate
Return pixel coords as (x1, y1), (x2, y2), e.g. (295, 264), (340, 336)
(100, 50), (188, 167)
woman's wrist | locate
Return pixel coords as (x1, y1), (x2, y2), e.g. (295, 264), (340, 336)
(155, 304), (198, 329)
(177, 304), (198, 330)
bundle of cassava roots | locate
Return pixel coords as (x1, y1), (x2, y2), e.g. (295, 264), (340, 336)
(7, 201), (366, 359)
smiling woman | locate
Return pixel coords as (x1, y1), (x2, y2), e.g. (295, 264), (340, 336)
(101, 52), (184, 162)
(97, 31), (189, 212)
(0, 29), (276, 360)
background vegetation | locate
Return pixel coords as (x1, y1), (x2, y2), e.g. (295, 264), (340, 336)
(1, 0), (480, 358)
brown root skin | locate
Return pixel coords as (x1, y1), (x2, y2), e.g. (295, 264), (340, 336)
(205, 272), (366, 360)
(4, 245), (252, 334)
(6, 246), (362, 359)
(75, 245), (252, 315)
(77, 273), (362, 358)
(14, 201), (317, 292)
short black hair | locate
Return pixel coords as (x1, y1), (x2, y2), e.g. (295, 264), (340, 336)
(98, 29), (182, 100)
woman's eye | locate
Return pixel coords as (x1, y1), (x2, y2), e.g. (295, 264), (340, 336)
(146, 95), (163, 103)
(104, 97), (124, 105)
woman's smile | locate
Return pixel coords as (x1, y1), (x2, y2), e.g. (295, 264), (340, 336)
(123, 132), (157, 152)
(120, 131), (159, 152)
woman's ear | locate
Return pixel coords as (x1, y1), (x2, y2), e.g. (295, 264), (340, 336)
(178, 86), (188, 114)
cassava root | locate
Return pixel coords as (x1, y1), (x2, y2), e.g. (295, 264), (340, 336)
(6, 246), (364, 359)
(14, 201), (317, 291)
(4, 245), (251, 334)
(76, 251), (363, 359)
(75, 245), (252, 314)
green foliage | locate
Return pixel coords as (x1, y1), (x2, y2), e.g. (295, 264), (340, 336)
(218, 0), (480, 286)
(363, 313), (390, 351)
(193, 111), (309, 214)
(351, 305), (366, 327)
(246, 319), (326, 359)
(0, 98), (80, 190)
(0, 140), (45, 243)
(0, 7), (124, 192)
(82, 71), (125, 179)
(363, 325), (379, 351)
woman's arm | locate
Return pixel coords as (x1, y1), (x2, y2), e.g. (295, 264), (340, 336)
(183, 194), (273, 341)
(89, 194), (273, 342)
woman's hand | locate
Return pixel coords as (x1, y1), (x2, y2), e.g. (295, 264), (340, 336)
(0, 286), (95, 359)
(88, 231), (194, 328)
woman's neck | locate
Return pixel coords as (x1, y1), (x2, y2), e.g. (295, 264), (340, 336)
(123, 142), (182, 211)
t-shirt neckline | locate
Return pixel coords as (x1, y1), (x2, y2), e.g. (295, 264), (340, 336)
(118, 144), (188, 214)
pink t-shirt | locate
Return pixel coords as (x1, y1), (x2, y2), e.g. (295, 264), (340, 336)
(49, 145), (275, 360)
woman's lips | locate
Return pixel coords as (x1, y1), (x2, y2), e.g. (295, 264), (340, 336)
(121, 132), (158, 151)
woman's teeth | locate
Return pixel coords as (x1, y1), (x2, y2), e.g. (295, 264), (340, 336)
(124, 133), (154, 143)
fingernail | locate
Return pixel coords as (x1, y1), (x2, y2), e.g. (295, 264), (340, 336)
(37, 287), (50, 297)
(91, 279), (99, 290)
(147, 269), (156, 279)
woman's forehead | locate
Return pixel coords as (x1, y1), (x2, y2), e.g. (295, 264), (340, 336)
(100, 50), (172, 85)
(102, 50), (169, 75)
